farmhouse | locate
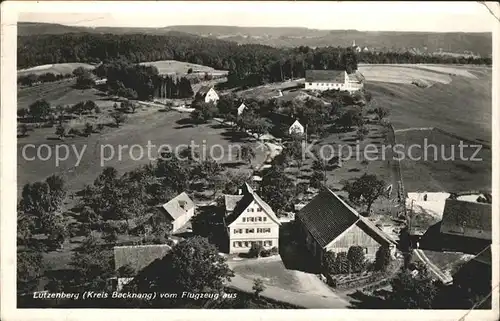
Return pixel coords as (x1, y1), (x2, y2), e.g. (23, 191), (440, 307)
(223, 183), (281, 254)
(439, 197), (491, 244)
(305, 69), (364, 93)
(158, 192), (195, 233)
(237, 102), (246, 116)
(296, 188), (397, 265)
(196, 85), (219, 103)
(113, 244), (172, 291)
(288, 119), (305, 136)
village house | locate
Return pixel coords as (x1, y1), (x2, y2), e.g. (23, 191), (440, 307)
(237, 102), (246, 116)
(113, 244), (172, 291)
(158, 192), (195, 234)
(305, 69), (364, 93)
(439, 196), (491, 251)
(296, 188), (397, 265)
(223, 183), (281, 254)
(288, 119), (305, 136)
(195, 85), (219, 104)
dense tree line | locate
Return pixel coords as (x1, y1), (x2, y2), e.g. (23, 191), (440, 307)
(17, 33), (360, 88)
(18, 34), (491, 89)
(18, 72), (73, 86)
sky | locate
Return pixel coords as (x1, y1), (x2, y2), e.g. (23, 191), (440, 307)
(16, 1), (498, 32)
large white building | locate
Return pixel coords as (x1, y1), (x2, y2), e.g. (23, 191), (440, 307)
(224, 183), (281, 254)
(305, 69), (365, 93)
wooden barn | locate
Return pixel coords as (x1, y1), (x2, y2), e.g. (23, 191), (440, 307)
(296, 188), (396, 265)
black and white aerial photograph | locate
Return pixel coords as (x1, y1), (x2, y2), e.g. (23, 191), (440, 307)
(1, 1), (498, 319)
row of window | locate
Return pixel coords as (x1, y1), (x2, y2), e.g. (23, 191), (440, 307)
(233, 240), (273, 248)
(242, 216), (267, 222)
(308, 82), (343, 87)
(246, 207), (263, 213)
(233, 228), (271, 234)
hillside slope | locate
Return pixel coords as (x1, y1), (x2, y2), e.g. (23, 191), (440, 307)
(18, 22), (492, 56)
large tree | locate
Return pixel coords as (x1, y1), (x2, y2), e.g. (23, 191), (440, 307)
(17, 249), (43, 294)
(28, 99), (51, 122)
(344, 174), (386, 213)
(388, 263), (439, 309)
(260, 166), (296, 213)
(134, 236), (234, 293)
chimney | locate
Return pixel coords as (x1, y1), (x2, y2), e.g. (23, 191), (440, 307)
(178, 200), (186, 210)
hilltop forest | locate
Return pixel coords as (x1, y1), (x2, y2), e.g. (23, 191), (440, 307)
(18, 33), (491, 88)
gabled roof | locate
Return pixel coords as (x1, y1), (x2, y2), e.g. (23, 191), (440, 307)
(305, 70), (346, 83)
(440, 199), (491, 240)
(347, 71), (365, 83)
(196, 85), (214, 97)
(224, 195), (244, 212)
(296, 188), (359, 247)
(296, 188), (395, 248)
(161, 192), (195, 221)
(114, 244), (172, 274)
(289, 120), (304, 130)
(224, 183), (280, 226)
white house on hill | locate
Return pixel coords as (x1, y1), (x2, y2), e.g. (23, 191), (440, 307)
(305, 70), (364, 93)
(237, 103), (246, 116)
(223, 183), (281, 254)
(288, 120), (305, 136)
(196, 86), (219, 104)
(159, 192), (195, 233)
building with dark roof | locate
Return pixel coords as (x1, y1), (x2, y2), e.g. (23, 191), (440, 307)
(113, 244), (172, 291)
(440, 199), (491, 241)
(305, 69), (364, 93)
(296, 188), (396, 265)
(223, 183), (281, 254)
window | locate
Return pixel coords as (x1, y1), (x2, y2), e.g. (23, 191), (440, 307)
(242, 217), (246, 222)
(264, 241), (272, 246)
(249, 217), (254, 222)
(257, 208), (263, 212)
(237, 241), (243, 247)
(244, 242), (249, 247)
(258, 217), (262, 222)
(233, 242), (238, 247)
(258, 241), (263, 246)
(246, 228), (255, 234)
(309, 82), (312, 85)
(263, 217), (267, 222)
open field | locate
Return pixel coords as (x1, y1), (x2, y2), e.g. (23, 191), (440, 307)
(17, 79), (112, 110)
(139, 60), (228, 76)
(18, 62), (95, 77)
(17, 106), (265, 195)
(367, 67), (491, 142)
(396, 129), (491, 192)
(358, 63), (481, 84)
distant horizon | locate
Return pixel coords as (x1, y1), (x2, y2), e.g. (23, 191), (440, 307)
(17, 21), (494, 34)
(15, 1), (498, 33)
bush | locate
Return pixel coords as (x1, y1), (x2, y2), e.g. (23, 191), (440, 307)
(248, 243), (263, 258)
(374, 245), (392, 271)
(270, 246), (279, 255)
(347, 246), (367, 273)
(260, 249), (271, 257)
